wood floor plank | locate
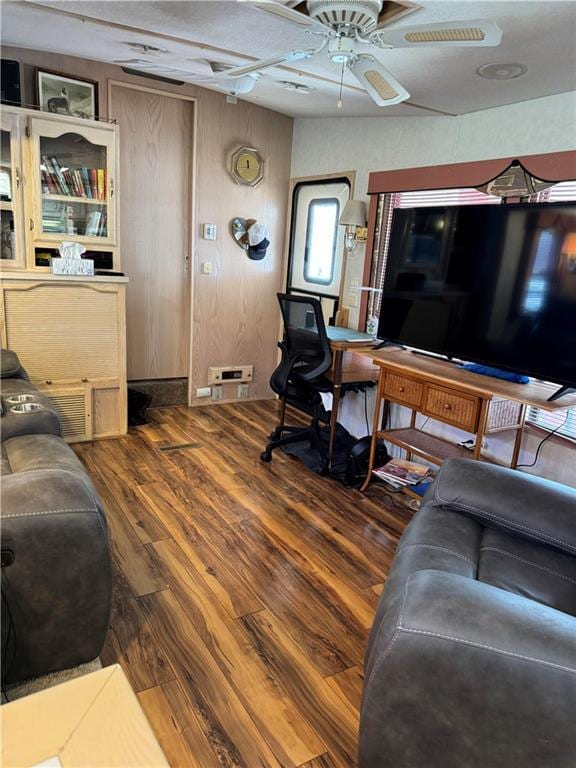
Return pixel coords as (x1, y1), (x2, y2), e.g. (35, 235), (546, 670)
(138, 683), (221, 768)
(240, 609), (359, 768)
(325, 666), (365, 713)
(149, 537), (327, 766)
(140, 589), (282, 767)
(136, 480), (264, 617)
(298, 754), (338, 768)
(99, 595), (175, 693)
(97, 483), (169, 597)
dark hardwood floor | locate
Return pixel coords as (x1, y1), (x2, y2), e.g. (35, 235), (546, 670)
(74, 400), (414, 767)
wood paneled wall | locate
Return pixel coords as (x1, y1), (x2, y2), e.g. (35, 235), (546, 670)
(7, 47), (293, 404)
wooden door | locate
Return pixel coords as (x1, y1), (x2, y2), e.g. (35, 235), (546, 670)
(110, 85), (192, 380)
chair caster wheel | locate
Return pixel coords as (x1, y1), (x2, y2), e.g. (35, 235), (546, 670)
(260, 450), (272, 463)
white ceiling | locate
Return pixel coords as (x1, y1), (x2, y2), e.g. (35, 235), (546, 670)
(2, 0), (575, 118)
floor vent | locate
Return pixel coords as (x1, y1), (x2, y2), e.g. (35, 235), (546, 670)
(47, 392), (89, 441)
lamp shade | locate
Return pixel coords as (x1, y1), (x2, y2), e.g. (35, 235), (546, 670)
(339, 199), (367, 227)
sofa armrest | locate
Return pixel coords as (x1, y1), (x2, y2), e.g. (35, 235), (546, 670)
(360, 570), (576, 768)
(428, 459), (576, 556)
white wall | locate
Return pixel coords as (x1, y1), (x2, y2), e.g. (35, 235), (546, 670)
(291, 91), (576, 485)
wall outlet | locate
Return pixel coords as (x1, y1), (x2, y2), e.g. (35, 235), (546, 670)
(212, 384), (223, 401)
(196, 386), (211, 398)
(237, 383), (249, 399)
(202, 261), (213, 275)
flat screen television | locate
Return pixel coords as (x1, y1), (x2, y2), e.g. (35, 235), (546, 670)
(377, 202), (576, 394)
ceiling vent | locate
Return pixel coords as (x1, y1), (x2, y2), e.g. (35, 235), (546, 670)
(477, 62), (527, 80)
(124, 42), (168, 55)
(279, 81), (312, 93)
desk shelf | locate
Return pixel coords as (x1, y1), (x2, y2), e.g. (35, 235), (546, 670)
(377, 427), (471, 465)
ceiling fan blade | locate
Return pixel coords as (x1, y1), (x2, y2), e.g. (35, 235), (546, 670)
(222, 49), (316, 78)
(238, 1), (330, 34)
(349, 56), (410, 107)
(372, 19), (502, 48)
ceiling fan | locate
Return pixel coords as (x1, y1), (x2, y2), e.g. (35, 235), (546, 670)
(220, 0), (502, 107)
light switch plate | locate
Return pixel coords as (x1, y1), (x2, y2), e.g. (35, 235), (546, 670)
(202, 261), (213, 275)
(203, 223), (217, 240)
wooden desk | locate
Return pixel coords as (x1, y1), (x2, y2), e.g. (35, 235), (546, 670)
(360, 348), (576, 492)
(325, 328), (379, 468)
(1, 665), (169, 767)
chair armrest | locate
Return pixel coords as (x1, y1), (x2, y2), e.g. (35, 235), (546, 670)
(428, 459), (576, 556)
(360, 570), (576, 768)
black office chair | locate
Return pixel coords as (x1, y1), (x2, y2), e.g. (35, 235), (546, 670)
(260, 293), (333, 468)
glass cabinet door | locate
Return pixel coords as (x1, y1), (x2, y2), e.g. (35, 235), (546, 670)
(0, 113), (25, 269)
(30, 117), (116, 244)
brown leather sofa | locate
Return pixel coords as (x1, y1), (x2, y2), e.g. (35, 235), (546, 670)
(360, 458), (576, 768)
(1, 349), (111, 686)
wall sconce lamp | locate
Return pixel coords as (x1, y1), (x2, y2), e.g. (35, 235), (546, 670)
(339, 199), (367, 253)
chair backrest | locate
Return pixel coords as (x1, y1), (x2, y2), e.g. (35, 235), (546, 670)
(274, 293), (332, 390)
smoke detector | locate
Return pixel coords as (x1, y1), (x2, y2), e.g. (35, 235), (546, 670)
(477, 62), (527, 80)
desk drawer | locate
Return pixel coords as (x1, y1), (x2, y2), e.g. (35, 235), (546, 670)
(423, 385), (480, 431)
(384, 373), (423, 407)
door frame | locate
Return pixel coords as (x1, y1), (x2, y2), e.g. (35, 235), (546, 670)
(107, 80), (197, 397)
(283, 171), (356, 313)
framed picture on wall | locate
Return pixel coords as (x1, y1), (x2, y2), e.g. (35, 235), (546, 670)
(36, 69), (98, 120)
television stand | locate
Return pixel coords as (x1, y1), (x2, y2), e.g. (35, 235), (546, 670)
(359, 347), (576, 494)
(548, 385), (576, 402)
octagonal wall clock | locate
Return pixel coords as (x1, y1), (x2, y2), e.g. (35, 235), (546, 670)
(230, 146), (264, 187)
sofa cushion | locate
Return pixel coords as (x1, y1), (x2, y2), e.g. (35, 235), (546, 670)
(478, 528), (576, 618)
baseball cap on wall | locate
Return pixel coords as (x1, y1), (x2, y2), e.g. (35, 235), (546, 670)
(246, 221), (269, 261)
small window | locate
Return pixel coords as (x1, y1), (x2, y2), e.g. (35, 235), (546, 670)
(303, 198), (339, 285)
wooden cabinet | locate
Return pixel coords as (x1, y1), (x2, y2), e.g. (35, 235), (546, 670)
(1, 106), (120, 273)
(0, 107), (126, 442)
(0, 274), (127, 442)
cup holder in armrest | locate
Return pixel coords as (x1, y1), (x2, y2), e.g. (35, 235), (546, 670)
(5, 394), (39, 405)
(10, 403), (45, 414)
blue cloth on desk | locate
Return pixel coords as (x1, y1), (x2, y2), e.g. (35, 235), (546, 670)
(458, 363), (530, 384)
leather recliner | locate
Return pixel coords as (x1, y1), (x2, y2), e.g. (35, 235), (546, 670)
(1, 349), (111, 686)
(360, 458), (576, 768)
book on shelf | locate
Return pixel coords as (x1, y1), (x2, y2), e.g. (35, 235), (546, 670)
(41, 156), (106, 200)
(85, 210), (102, 236)
(373, 458), (432, 488)
(97, 169), (105, 200)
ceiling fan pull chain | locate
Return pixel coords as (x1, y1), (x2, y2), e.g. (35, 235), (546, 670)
(337, 59), (345, 109)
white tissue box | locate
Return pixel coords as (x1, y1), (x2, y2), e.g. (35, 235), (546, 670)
(51, 258), (94, 276)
